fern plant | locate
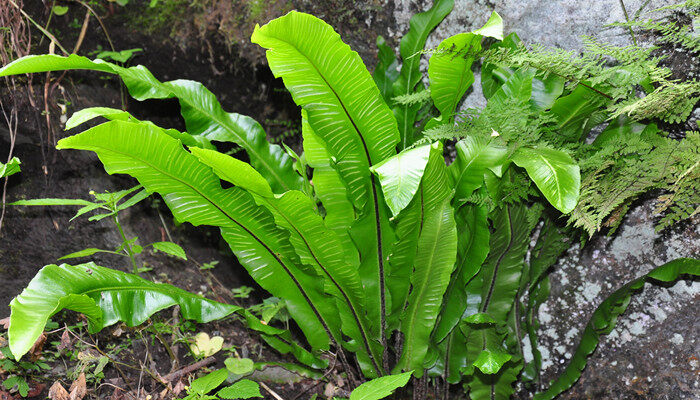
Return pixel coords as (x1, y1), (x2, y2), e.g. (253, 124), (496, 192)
(1, 4), (699, 400)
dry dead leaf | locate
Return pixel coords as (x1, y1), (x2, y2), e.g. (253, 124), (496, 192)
(68, 373), (87, 400)
(172, 380), (185, 397)
(109, 387), (126, 400)
(324, 382), (339, 398)
(111, 325), (124, 337)
(48, 381), (70, 400)
(0, 318), (8, 330)
(26, 382), (45, 398)
(29, 333), (47, 362)
(57, 330), (73, 352)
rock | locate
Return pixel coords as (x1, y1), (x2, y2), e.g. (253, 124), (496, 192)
(538, 201), (699, 399)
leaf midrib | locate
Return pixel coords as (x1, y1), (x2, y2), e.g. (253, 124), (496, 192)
(274, 35), (390, 355)
(261, 196), (383, 375)
(402, 204), (449, 365)
(534, 151), (564, 207)
(481, 205), (514, 313)
(69, 140), (334, 343)
(104, 65), (291, 191)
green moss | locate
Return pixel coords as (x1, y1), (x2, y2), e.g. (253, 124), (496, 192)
(129, 0), (194, 38)
(125, 0), (286, 51)
(247, 0), (267, 20)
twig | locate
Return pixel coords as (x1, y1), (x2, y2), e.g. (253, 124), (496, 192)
(162, 356), (216, 383)
(618, 0), (638, 46)
(136, 344), (149, 400)
(259, 382), (285, 400)
(154, 330), (178, 372)
(169, 306), (181, 373)
(336, 348), (359, 389)
(292, 352), (338, 400)
(157, 209), (174, 243)
(72, 10), (90, 54)
(38, 0), (56, 48)
(64, 326), (137, 392)
(0, 100), (17, 233)
(70, 0), (116, 52)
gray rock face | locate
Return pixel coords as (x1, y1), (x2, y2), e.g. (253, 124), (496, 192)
(538, 202), (700, 399)
(391, 0), (678, 110)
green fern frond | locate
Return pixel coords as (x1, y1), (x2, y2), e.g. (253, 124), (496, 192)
(610, 81), (700, 123)
(392, 89), (433, 106)
(610, 19), (700, 53)
(417, 123), (463, 145)
(651, 0), (700, 14)
(655, 131), (700, 230)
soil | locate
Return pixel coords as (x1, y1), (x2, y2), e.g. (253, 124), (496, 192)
(0, 2), (330, 399)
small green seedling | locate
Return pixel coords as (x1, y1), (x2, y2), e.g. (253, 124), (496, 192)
(0, 345), (49, 397)
(200, 260), (219, 270)
(183, 366), (261, 400)
(231, 286), (253, 299)
(9, 185), (186, 273)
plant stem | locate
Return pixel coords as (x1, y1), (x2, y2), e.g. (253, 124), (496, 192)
(618, 0), (638, 46)
(113, 213), (139, 273)
(7, 0), (69, 55)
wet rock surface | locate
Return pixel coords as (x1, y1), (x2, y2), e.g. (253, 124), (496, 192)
(538, 202), (700, 399)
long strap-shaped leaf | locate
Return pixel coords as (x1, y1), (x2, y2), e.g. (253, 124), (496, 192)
(384, 185), (422, 332)
(523, 217), (570, 385)
(252, 12), (399, 210)
(0, 54), (301, 193)
(372, 35), (400, 104)
(479, 203), (531, 322)
(57, 120), (337, 351)
(429, 324), (468, 384)
(425, 204), (490, 386)
(432, 204), (490, 343)
(395, 145), (457, 376)
(427, 12), (503, 126)
(8, 263), (239, 360)
(252, 11), (400, 358)
(301, 110), (355, 239)
(66, 107), (216, 150)
(534, 258), (700, 400)
(189, 147), (383, 377)
(512, 147), (580, 214)
(393, 0), (454, 148)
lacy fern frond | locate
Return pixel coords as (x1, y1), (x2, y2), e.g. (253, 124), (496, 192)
(483, 35), (698, 124)
(465, 189), (495, 211)
(610, 80), (700, 123)
(417, 123), (463, 145)
(483, 40), (668, 103)
(568, 130), (679, 236)
(655, 131), (700, 231)
(392, 89), (433, 106)
(610, 19), (700, 54)
(651, 0), (700, 15)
